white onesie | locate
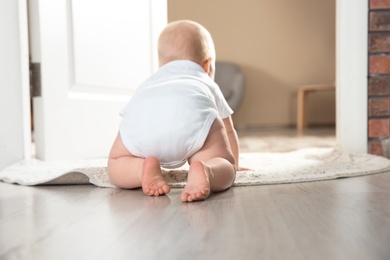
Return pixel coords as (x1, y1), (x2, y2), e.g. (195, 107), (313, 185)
(119, 60), (233, 168)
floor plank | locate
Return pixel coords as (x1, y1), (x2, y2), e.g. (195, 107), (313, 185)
(1, 170), (390, 260)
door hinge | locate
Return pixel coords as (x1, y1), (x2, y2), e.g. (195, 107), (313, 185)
(30, 62), (41, 97)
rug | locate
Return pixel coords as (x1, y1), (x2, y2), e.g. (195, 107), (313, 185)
(1, 148), (390, 188)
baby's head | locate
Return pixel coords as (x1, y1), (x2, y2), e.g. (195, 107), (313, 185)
(158, 20), (216, 78)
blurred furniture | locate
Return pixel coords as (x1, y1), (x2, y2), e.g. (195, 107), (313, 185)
(297, 84), (335, 132)
(215, 61), (245, 111)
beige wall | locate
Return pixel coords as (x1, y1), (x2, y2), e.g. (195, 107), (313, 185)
(168, 0), (336, 128)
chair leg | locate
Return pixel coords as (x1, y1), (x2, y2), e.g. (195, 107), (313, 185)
(297, 84), (334, 133)
(297, 89), (307, 133)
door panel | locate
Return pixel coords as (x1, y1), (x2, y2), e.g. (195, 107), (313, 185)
(71, 0), (152, 92)
(32, 0), (166, 160)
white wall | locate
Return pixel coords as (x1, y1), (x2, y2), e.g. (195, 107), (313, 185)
(169, 0), (336, 128)
(0, 0), (31, 169)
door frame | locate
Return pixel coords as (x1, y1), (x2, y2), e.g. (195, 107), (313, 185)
(336, 0), (368, 153)
(0, 0), (31, 169)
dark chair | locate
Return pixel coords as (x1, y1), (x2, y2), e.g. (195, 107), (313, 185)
(214, 61), (245, 111)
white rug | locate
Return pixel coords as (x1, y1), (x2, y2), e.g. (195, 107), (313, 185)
(1, 148), (390, 188)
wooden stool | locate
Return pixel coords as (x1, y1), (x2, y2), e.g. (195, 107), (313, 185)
(297, 84), (335, 132)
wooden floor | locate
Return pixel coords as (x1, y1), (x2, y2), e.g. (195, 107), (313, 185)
(1, 127), (390, 260)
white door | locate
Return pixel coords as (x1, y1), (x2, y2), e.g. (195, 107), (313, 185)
(30, 0), (167, 160)
(0, 0), (31, 170)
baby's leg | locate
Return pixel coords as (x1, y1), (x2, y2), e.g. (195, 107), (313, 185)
(181, 118), (236, 202)
(108, 133), (170, 196)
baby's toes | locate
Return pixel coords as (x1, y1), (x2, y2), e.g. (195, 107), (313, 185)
(158, 188), (165, 195)
(142, 187), (150, 195)
(145, 188), (157, 196)
(180, 192), (190, 202)
(163, 185), (171, 194)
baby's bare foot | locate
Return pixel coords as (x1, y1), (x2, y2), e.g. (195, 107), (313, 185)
(142, 157), (170, 196)
(180, 161), (210, 202)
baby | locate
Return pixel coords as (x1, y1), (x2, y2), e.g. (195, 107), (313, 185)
(107, 20), (240, 202)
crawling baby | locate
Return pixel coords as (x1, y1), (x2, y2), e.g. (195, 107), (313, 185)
(107, 20), (240, 202)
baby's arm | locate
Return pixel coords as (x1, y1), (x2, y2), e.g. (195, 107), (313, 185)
(222, 116), (239, 169)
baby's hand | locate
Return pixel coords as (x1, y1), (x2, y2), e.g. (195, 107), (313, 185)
(237, 166), (253, 171)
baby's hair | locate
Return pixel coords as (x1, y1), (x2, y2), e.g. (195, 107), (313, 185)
(158, 20), (215, 67)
